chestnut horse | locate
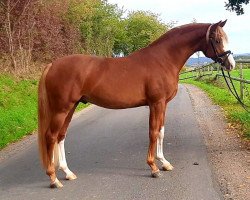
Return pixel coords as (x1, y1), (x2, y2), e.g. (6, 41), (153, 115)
(38, 20), (235, 188)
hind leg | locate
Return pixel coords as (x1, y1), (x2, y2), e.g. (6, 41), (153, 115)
(57, 104), (78, 181)
(46, 112), (68, 188)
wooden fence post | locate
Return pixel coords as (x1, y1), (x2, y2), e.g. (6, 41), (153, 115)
(216, 64), (220, 79)
(240, 63), (244, 100)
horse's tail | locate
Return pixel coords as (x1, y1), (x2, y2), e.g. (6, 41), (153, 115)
(38, 63), (53, 169)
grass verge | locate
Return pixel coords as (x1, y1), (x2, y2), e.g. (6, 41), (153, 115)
(180, 76), (250, 140)
(0, 73), (88, 150)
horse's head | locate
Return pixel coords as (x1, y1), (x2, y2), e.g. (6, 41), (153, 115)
(203, 20), (235, 71)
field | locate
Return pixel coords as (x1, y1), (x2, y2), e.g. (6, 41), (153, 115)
(231, 68), (250, 78)
(180, 67), (250, 139)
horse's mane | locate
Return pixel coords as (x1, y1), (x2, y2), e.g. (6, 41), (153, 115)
(149, 23), (211, 47)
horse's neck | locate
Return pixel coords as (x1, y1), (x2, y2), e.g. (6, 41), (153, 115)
(136, 24), (209, 73)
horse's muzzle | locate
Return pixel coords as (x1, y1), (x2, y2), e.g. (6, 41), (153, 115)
(215, 50), (235, 71)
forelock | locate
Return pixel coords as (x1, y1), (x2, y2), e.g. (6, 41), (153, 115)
(218, 27), (228, 43)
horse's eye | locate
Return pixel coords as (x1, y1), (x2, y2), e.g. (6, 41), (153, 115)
(216, 40), (220, 44)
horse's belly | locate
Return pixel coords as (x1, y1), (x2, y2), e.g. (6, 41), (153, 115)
(84, 91), (147, 109)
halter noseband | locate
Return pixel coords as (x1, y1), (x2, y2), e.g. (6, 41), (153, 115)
(206, 24), (232, 66)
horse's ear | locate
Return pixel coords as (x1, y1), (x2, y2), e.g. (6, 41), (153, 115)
(220, 19), (227, 27)
(210, 21), (222, 33)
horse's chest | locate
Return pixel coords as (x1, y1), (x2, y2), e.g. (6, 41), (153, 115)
(147, 78), (178, 102)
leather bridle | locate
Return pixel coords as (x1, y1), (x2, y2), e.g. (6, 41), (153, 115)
(206, 24), (233, 67)
(209, 39), (232, 66)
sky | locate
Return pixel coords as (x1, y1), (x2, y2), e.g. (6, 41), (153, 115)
(108, 0), (250, 55)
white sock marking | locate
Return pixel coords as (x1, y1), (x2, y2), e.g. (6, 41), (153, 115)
(156, 126), (170, 166)
(58, 139), (74, 177)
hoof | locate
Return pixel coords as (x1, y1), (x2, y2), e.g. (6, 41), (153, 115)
(151, 170), (161, 178)
(50, 179), (63, 188)
(66, 173), (77, 181)
(162, 163), (174, 171)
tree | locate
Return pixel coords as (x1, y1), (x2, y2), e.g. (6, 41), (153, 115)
(66, 0), (124, 56)
(33, 0), (80, 61)
(121, 11), (170, 55)
(0, 0), (77, 72)
(0, 0), (39, 72)
(225, 0), (249, 15)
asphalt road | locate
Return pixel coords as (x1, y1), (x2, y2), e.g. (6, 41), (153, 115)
(0, 85), (222, 200)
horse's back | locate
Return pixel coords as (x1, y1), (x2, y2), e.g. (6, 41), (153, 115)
(46, 54), (148, 109)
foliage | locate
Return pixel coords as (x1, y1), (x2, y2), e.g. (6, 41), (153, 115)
(66, 0), (123, 56)
(0, 0), (40, 72)
(32, 0), (79, 60)
(0, 0), (80, 73)
(121, 11), (169, 55)
(65, 2), (170, 56)
(225, 0), (249, 15)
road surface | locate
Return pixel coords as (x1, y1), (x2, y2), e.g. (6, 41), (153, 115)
(0, 85), (222, 200)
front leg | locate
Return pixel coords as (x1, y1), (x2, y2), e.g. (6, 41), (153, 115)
(147, 100), (166, 178)
(156, 126), (174, 171)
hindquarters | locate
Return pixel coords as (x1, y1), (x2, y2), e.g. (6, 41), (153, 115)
(38, 61), (81, 187)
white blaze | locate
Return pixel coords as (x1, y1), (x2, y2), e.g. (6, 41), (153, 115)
(223, 38), (236, 70)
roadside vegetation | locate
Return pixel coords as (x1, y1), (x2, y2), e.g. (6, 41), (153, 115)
(0, 74), (38, 148)
(180, 67), (250, 140)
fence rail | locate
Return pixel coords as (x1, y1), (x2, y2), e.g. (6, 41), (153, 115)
(216, 74), (250, 84)
(180, 60), (250, 100)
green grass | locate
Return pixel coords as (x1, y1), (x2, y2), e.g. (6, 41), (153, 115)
(230, 68), (250, 79)
(0, 74), (38, 149)
(180, 73), (250, 139)
(0, 74), (88, 149)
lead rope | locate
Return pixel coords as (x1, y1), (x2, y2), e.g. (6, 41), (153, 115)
(221, 67), (250, 113)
